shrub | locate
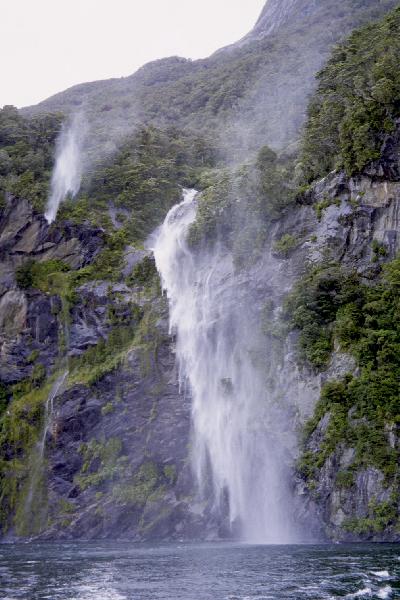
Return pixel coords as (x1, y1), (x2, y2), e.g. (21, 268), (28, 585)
(15, 259), (70, 291)
(273, 234), (299, 257)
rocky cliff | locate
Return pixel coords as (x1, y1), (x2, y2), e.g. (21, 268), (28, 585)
(0, 0), (399, 543)
(276, 133), (400, 542)
(0, 193), (229, 540)
(1, 157), (398, 541)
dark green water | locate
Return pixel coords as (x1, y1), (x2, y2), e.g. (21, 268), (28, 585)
(0, 543), (399, 599)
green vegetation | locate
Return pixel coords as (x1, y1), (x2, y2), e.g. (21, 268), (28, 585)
(73, 229), (127, 284)
(187, 170), (233, 247)
(301, 6), (400, 181)
(187, 146), (296, 267)
(68, 284), (165, 388)
(1, 0), (399, 540)
(294, 258), (400, 490)
(371, 239), (388, 262)
(113, 462), (162, 507)
(76, 437), (126, 490)
(293, 7), (400, 508)
(335, 470), (354, 489)
(0, 105), (63, 210)
(76, 446), (167, 510)
(0, 374), (63, 533)
(101, 402), (114, 416)
(68, 323), (139, 387)
(15, 259), (70, 291)
(163, 464), (177, 485)
(0, 384), (9, 417)
(314, 197), (340, 221)
(343, 494), (399, 535)
(273, 233), (299, 257)
(1, 106), (216, 274)
(284, 264), (362, 369)
(15, 258), (78, 355)
(126, 256), (158, 286)
(58, 126), (216, 243)
(25, 0), (397, 158)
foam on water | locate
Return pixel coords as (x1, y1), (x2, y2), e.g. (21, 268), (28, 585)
(372, 570), (390, 579)
(345, 587), (372, 598)
(377, 586), (392, 599)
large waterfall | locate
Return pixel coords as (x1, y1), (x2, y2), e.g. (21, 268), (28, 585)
(153, 189), (300, 543)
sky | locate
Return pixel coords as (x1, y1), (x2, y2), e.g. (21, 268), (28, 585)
(1, 0), (266, 108)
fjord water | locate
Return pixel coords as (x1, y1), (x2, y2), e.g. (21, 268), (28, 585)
(153, 189), (298, 543)
(0, 542), (399, 599)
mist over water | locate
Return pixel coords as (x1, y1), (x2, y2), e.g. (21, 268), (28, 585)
(45, 113), (86, 223)
(153, 189), (299, 543)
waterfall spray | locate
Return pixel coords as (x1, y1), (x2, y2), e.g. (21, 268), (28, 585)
(153, 189), (298, 543)
(45, 113), (86, 224)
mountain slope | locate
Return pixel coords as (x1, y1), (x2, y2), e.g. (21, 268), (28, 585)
(22, 0), (398, 158)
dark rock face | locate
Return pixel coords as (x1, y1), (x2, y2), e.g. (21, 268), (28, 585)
(0, 195), (104, 269)
(43, 315), (208, 541)
(297, 438), (400, 542)
(0, 194), (215, 541)
(0, 195), (104, 384)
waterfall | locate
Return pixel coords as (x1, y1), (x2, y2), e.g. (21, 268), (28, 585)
(45, 113), (86, 224)
(23, 370), (68, 535)
(153, 189), (299, 543)
(38, 370), (68, 458)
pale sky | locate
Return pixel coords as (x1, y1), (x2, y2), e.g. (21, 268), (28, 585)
(1, 0), (266, 108)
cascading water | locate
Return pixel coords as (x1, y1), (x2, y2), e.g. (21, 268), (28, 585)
(153, 189), (299, 543)
(38, 370), (68, 458)
(45, 113), (86, 224)
(23, 370), (69, 534)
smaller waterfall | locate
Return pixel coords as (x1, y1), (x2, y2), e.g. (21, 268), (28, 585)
(23, 370), (68, 534)
(38, 370), (68, 458)
(153, 189), (298, 543)
(45, 113), (86, 224)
